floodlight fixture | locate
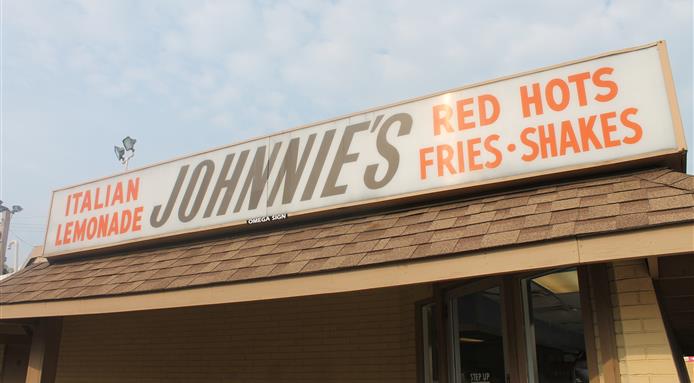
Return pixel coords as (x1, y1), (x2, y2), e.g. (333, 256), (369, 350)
(114, 146), (126, 161)
(115, 136), (137, 170)
(0, 201), (22, 215)
(122, 136), (136, 152)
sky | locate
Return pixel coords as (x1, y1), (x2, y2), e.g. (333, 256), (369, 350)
(1, 0), (692, 267)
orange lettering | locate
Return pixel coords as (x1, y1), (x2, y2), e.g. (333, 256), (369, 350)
(484, 135), (502, 169)
(80, 190), (92, 213)
(55, 224), (63, 246)
(621, 107), (642, 145)
(63, 221), (73, 245)
(600, 111), (620, 148)
(466, 138), (483, 171)
(98, 215), (109, 238)
(73, 219), (86, 242)
(433, 104), (454, 136)
(456, 141), (465, 173)
(65, 195), (71, 217)
(559, 120), (580, 156)
(578, 115), (602, 152)
(545, 79), (570, 112)
(521, 127), (539, 162)
(520, 83), (543, 117)
(436, 144), (456, 176)
(127, 177), (140, 202)
(87, 217), (98, 240)
(112, 183), (124, 205)
(132, 206), (144, 232)
(456, 98), (475, 130)
(94, 188), (104, 209)
(593, 67), (618, 102)
(105, 185), (112, 207)
(478, 94), (500, 126)
(108, 212), (120, 236)
(419, 147), (434, 180)
(120, 209), (133, 233)
(568, 72), (590, 106)
(538, 124), (558, 159)
(72, 192), (83, 215)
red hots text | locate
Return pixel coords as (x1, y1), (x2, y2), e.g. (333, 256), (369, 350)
(150, 114), (413, 227)
(55, 178), (144, 246)
(419, 66), (644, 179)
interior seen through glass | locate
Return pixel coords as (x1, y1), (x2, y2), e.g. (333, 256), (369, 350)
(524, 269), (588, 383)
(455, 286), (505, 383)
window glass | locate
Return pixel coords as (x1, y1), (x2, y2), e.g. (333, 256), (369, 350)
(523, 269), (588, 383)
(453, 286), (506, 383)
(422, 303), (439, 383)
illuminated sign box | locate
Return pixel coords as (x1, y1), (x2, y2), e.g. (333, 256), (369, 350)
(43, 42), (686, 258)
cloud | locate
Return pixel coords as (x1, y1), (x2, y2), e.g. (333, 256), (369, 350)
(6, 0), (691, 129)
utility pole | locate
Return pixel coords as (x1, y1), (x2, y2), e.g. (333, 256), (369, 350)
(0, 209), (11, 275)
(0, 201), (22, 275)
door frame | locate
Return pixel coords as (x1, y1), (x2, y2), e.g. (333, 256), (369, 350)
(435, 266), (602, 383)
(445, 276), (511, 383)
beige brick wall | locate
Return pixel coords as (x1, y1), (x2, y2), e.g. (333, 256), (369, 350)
(609, 260), (679, 382)
(54, 284), (432, 383)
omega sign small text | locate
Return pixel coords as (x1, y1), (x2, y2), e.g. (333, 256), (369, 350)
(247, 214), (288, 225)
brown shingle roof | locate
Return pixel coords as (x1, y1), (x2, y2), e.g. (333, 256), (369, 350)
(1, 168), (693, 305)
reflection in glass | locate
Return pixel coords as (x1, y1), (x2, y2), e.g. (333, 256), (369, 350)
(523, 269), (588, 383)
(422, 304), (439, 383)
(454, 286), (505, 383)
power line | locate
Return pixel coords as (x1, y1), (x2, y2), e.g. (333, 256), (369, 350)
(9, 224), (45, 229)
(8, 230), (38, 247)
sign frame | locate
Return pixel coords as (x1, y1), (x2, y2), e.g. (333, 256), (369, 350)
(42, 41), (687, 259)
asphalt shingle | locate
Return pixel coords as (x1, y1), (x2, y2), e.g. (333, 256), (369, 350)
(1, 168), (693, 305)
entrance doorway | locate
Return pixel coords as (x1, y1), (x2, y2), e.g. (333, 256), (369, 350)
(447, 279), (508, 383)
(421, 268), (595, 383)
(522, 269), (589, 383)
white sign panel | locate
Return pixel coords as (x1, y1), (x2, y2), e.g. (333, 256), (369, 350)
(44, 43), (684, 257)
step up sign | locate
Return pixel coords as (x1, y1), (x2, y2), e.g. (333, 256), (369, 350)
(44, 42), (686, 258)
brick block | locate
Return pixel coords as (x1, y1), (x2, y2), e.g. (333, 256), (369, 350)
(645, 345), (673, 360)
(619, 319), (644, 333)
(642, 319), (665, 332)
(613, 292), (641, 306)
(614, 304), (660, 320)
(617, 332), (670, 348)
(612, 264), (642, 280)
(611, 277), (653, 293)
(624, 376), (650, 383)
(648, 375), (681, 383)
(638, 291), (657, 304)
(621, 359), (677, 375)
(618, 346), (647, 360)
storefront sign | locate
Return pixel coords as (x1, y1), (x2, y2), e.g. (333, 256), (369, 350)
(44, 42), (685, 257)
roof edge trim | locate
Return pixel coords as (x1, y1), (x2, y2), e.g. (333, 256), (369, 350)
(2, 223), (692, 320)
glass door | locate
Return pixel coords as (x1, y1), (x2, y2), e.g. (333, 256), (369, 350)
(521, 268), (589, 383)
(448, 279), (508, 383)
